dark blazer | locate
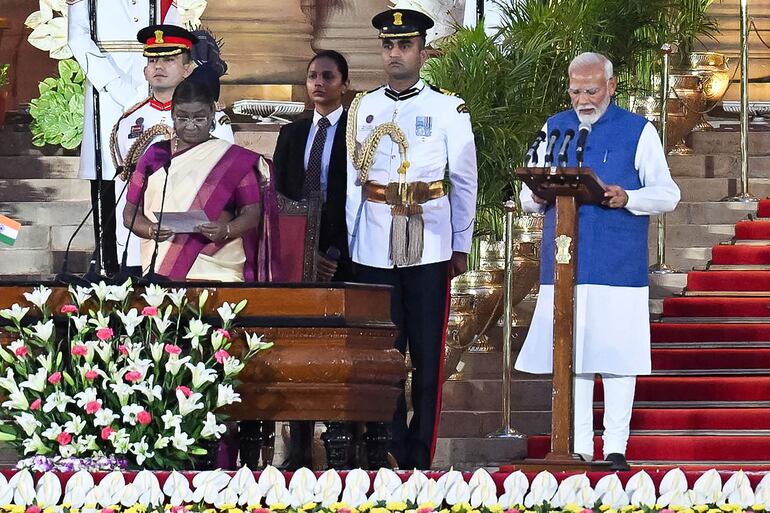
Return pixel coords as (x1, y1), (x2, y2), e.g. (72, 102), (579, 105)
(273, 110), (351, 280)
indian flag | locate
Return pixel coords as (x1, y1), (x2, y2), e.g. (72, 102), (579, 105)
(0, 215), (20, 246)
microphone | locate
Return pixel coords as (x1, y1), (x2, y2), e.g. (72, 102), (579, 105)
(144, 160), (172, 284)
(575, 122), (592, 167)
(543, 129), (561, 166)
(325, 246), (341, 262)
(525, 131), (547, 165)
(557, 129), (575, 167)
(55, 205), (95, 286)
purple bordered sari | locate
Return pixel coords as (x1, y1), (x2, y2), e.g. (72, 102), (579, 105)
(127, 139), (281, 282)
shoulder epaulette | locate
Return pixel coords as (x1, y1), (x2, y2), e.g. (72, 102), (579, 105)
(218, 114), (231, 126)
(428, 84), (457, 96)
(120, 97), (150, 121)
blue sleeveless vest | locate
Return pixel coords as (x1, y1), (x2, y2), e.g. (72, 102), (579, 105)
(539, 103), (650, 287)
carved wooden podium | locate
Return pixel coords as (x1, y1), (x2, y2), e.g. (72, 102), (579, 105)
(512, 166), (612, 471)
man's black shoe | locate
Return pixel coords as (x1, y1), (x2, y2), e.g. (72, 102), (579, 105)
(605, 453), (630, 471)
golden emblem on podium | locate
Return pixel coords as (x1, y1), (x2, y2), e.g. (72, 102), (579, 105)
(555, 234), (572, 264)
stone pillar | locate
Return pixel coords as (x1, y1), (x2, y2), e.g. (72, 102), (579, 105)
(312, 0), (389, 91)
(201, 0), (315, 105)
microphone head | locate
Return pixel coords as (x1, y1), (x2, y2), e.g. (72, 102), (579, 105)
(549, 128), (561, 139)
(564, 128), (575, 138)
(537, 130), (547, 140)
(325, 246), (341, 261)
(579, 122), (592, 133)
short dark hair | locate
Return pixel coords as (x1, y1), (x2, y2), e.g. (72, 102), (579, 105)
(172, 76), (215, 108)
(308, 50), (350, 83)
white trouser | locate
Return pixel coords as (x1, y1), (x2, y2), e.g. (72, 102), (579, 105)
(573, 373), (636, 458)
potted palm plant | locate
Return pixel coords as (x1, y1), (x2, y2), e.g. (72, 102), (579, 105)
(0, 64), (9, 127)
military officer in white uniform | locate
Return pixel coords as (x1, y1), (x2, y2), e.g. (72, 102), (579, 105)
(346, 8), (477, 470)
(67, 0), (180, 276)
(111, 25), (234, 275)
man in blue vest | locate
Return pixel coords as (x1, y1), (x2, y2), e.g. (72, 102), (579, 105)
(515, 52), (681, 471)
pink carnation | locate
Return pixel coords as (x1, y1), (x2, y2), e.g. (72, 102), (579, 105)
(118, 344), (129, 356)
(71, 344), (88, 356)
(26, 507), (42, 513)
(214, 349), (230, 364)
(14, 345), (28, 358)
(96, 327), (113, 341)
(56, 432), (72, 445)
(85, 400), (102, 414)
(100, 426), (114, 440)
(252, 509), (271, 513)
(176, 385), (192, 398)
(30, 399), (41, 410)
(216, 328), (231, 340)
(47, 372), (61, 384)
(170, 507), (187, 513)
(60, 304), (78, 315)
(505, 510), (521, 513)
(137, 410), (152, 425)
(124, 371), (142, 382)
(164, 344), (182, 355)
(142, 306), (157, 317)
(417, 509), (433, 513)
(102, 509), (117, 513)
(85, 370), (98, 381)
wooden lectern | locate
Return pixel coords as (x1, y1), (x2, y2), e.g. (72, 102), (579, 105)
(512, 166), (612, 471)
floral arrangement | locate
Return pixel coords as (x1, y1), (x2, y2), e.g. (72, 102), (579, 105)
(0, 65), (9, 88)
(0, 282), (273, 470)
(0, 467), (765, 513)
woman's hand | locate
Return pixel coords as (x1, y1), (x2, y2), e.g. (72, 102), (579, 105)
(149, 224), (174, 242)
(197, 222), (229, 242)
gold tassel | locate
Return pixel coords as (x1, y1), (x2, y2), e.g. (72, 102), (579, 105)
(390, 205), (409, 266)
(406, 203), (424, 265)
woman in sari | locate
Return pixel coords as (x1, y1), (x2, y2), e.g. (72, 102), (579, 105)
(124, 76), (279, 282)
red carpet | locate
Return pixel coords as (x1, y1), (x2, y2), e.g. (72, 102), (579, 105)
(527, 199), (770, 465)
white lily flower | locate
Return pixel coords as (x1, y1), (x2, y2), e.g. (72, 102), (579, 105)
(71, 314), (89, 333)
(15, 412), (41, 437)
(21, 434), (46, 455)
(3, 389), (29, 410)
(23, 285), (52, 311)
(201, 412), (226, 439)
(245, 332), (273, 352)
(162, 410), (183, 431)
(116, 308), (143, 337)
(121, 404), (144, 424)
(68, 285), (92, 307)
(217, 383), (241, 407)
(74, 388), (98, 408)
(110, 429), (131, 454)
(0, 368), (17, 393)
(107, 280), (133, 302)
(42, 390), (71, 413)
(90, 281), (110, 301)
(92, 342), (113, 365)
(150, 341), (164, 364)
(93, 407), (118, 427)
(109, 382), (134, 406)
(211, 330), (227, 350)
(9, 340), (27, 358)
(184, 318), (211, 349)
(133, 376), (163, 402)
(224, 356), (245, 377)
(18, 368), (47, 392)
(153, 308), (174, 334)
(36, 353), (53, 373)
(154, 436), (170, 449)
(0, 303), (29, 323)
(177, 389), (204, 416)
(168, 288), (187, 308)
(131, 437), (155, 465)
(30, 319), (55, 341)
(186, 361), (217, 388)
(171, 428), (195, 452)
(88, 310), (111, 329)
(166, 355), (191, 376)
(75, 434), (98, 453)
(65, 414), (87, 435)
(141, 284), (167, 307)
(216, 302), (237, 323)
(41, 423), (63, 441)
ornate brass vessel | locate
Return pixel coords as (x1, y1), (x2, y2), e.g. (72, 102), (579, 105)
(450, 268), (504, 353)
(686, 52), (730, 131)
(444, 293), (477, 381)
(667, 74), (705, 155)
(633, 93), (701, 155)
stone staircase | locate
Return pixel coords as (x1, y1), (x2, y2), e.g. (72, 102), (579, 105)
(0, 125), (93, 278)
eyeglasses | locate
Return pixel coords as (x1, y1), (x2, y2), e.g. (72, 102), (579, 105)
(567, 87), (604, 98)
(173, 116), (210, 127)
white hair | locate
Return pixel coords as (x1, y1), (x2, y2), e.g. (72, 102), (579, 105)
(569, 52), (613, 80)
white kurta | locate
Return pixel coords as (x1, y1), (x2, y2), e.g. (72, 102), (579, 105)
(515, 121), (680, 376)
(113, 98), (234, 266)
(67, 0), (179, 181)
(345, 80), (478, 268)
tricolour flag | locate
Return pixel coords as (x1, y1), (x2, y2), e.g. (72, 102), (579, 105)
(0, 215), (21, 246)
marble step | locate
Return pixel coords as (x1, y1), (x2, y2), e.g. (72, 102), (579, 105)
(0, 156), (80, 179)
(0, 200), (92, 226)
(0, 224), (94, 251)
(690, 131), (770, 156)
(0, 179), (90, 202)
(667, 154), (770, 179)
(431, 436), (527, 471)
(665, 201), (755, 225)
(0, 249), (53, 275)
(674, 177), (770, 202)
(441, 378), (552, 411)
(664, 223), (736, 247)
(437, 410), (549, 438)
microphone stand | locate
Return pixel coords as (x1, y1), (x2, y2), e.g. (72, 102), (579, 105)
(112, 165), (148, 284)
(143, 161), (172, 284)
(55, 206), (96, 286)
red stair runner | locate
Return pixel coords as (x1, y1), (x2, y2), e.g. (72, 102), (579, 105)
(528, 198), (770, 464)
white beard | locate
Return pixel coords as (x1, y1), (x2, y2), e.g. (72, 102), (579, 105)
(575, 96), (611, 125)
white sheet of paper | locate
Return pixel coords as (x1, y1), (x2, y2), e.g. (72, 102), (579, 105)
(154, 210), (209, 233)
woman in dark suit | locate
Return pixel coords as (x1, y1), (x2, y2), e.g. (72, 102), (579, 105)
(273, 50), (352, 470)
(273, 50), (351, 282)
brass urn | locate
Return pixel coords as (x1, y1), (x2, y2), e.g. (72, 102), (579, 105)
(450, 267), (504, 353)
(444, 293), (477, 381)
(667, 74), (705, 155)
(632, 92), (701, 155)
(685, 52), (730, 131)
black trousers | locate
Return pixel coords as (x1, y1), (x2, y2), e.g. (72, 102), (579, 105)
(355, 261), (450, 469)
(90, 179), (118, 276)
